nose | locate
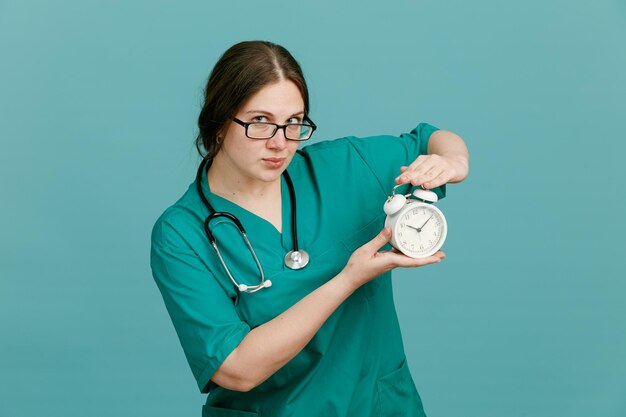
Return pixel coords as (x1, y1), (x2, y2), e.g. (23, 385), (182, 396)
(267, 127), (288, 150)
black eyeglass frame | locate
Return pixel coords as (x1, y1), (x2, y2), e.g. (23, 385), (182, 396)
(230, 116), (317, 141)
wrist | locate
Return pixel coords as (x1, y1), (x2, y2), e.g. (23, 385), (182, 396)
(334, 270), (360, 295)
(444, 154), (469, 182)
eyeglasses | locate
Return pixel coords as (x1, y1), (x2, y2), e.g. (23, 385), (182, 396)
(230, 116), (317, 141)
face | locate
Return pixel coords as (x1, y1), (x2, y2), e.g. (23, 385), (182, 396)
(216, 79), (305, 184)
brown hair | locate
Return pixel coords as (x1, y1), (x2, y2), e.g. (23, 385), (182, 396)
(195, 41), (310, 160)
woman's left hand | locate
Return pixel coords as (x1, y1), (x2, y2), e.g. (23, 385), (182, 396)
(394, 154), (468, 189)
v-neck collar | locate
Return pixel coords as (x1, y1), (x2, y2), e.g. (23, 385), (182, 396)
(198, 163), (294, 254)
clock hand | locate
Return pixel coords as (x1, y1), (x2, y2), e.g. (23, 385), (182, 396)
(417, 215), (433, 232)
(407, 225), (423, 243)
(405, 224), (422, 237)
(405, 215), (434, 233)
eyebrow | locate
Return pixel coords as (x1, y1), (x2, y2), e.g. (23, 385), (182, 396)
(244, 110), (305, 118)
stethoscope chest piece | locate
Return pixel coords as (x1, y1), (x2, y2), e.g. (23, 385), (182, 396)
(284, 250), (310, 270)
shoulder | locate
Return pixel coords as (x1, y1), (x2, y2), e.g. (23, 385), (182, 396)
(290, 136), (352, 164)
(299, 136), (353, 154)
(151, 184), (204, 250)
(292, 123), (439, 162)
(290, 133), (386, 168)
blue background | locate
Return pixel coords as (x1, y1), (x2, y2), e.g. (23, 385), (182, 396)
(1, 1), (625, 416)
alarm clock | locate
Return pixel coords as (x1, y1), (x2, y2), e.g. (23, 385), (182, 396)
(383, 184), (448, 258)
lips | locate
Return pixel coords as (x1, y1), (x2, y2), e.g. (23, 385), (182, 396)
(263, 158), (286, 163)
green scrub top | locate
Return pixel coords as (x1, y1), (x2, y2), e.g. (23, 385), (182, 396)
(150, 123), (446, 417)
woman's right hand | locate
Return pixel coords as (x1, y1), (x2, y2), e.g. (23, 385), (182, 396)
(341, 227), (446, 289)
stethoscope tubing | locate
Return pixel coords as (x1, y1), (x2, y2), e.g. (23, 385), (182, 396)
(195, 158), (304, 292)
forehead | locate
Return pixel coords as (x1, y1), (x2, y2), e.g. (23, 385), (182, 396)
(239, 79), (304, 115)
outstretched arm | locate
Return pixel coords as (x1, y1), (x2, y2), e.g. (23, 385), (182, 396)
(395, 129), (469, 189)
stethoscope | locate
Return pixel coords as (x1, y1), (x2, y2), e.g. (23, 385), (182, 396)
(195, 158), (309, 293)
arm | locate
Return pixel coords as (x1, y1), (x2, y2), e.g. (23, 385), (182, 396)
(212, 227), (445, 392)
(427, 130), (470, 183)
(212, 270), (358, 392)
(396, 129), (470, 189)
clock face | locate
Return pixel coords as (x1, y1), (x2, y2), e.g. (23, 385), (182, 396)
(395, 203), (446, 258)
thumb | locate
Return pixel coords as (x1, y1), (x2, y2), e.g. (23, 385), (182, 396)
(362, 227), (392, 253)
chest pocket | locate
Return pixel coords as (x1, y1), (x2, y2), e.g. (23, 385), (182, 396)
(339, 214), (386, 252)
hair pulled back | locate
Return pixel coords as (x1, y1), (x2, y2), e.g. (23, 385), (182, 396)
(195, 41), (310, 160)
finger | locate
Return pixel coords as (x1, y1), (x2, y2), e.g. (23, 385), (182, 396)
(382, 249), (446, 257)
(408, 155), (438, 175)
(422, 171), (450, 189)
(388, 248), (446, 261)
(396, 156), (435, 185)
(361, 228), (392, 253)
(383, 249), (446, 259)
(395, 157), (426, 183)
(381, 251), (444, 268)
(413, 167), (444, 188)
(405, 155), (429, 172)
(395, 167), (409, 184)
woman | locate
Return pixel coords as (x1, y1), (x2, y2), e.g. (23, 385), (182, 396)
(151, 40), (469, 417)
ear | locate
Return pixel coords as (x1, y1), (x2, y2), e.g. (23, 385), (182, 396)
(216, 121), (233, 141)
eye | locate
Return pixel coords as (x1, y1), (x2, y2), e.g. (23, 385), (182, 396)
(251, 115), (268, 123)
(287, 117), (303, 124)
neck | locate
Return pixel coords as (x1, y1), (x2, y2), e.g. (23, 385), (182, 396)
(207, 153), (281, 201)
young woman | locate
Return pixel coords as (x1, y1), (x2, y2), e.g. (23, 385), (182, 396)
(151, 40), (469, 417)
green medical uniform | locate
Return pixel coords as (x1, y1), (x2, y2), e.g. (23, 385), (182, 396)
(151, 123), (446, 417)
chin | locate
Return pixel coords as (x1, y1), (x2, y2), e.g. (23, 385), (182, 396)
(259, 171), (284, 182)
(247, 167), (280, 182)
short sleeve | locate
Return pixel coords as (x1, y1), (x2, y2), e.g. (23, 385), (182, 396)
(150, 218), (250, 393)
(344, 123), (446, 200)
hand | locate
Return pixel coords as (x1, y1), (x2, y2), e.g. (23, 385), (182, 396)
(341, 228), (445, 289)
(395, 154), (468, 189)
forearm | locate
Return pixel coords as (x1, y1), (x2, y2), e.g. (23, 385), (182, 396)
(213, 271), (358, 391)
(428, 130), (469, 183)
